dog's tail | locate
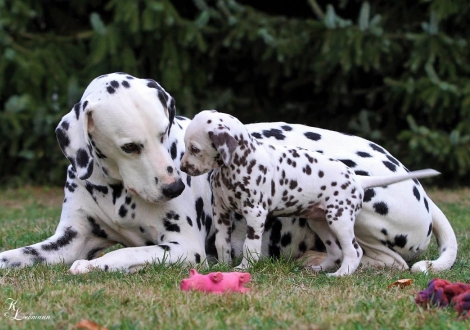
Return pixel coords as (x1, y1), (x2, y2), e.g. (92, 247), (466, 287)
(410, 200), (458, 272)
(356, 169), (440, 190)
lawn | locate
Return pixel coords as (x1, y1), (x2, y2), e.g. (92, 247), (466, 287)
(0, 186), (470, 330)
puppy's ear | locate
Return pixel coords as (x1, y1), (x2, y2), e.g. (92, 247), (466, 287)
(208, 128), (238, 166)
(55, 101), (94, 180)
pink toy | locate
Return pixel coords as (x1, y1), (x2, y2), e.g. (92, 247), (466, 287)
(180, 269), (251, 294)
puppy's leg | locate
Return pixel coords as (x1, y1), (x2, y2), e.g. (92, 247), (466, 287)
(236, 208), (268, 269)
(213, 197), (233, 264)
(324, 210), (363, 276)
(306, 219), (343, 272)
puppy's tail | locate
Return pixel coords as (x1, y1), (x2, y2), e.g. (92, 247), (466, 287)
(357, 169), (440, 190)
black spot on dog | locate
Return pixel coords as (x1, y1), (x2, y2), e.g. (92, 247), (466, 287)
(269, 244), (281, 258)
(164, 220), (180, 232)
(357, 151), (372, 158)
(23, 247), (45, 263)
(110, 80), (119, 89)
(251, 132), (262, 139)
(266, 217), (282, 245)
(354, 170), (369, 176)
(280, 233), (292, 247)
(339, 159), (357, 168)
(373, 202), (389, 216)
(427, 223), (433, 236)
(281, 125), (293, 131)
(65, 181), (78, 193)
(363, 189), (375, 203)
(298, 241), (307, 253)
(394, 234), (407, 248)
(186, 216), (193, 227)
(195, 197), (204, 231)
(386, 155), (400, 166)
(304, 132), (321, 141)
(110, 184), (123, 204)
(370, 143), (386, 154)
(122, 80), (130, 88)
(160, 244), (171, 251)
(413, 186), (421, 201)
(76, 149), (90, 168)
(318, 171), (324, 178)
(247, 226), (260, 239)
(73, 102), (81, 119)
(263, 129), (285, 140)
(119, 205), (128, 217)
(147, 80), (160, 90)
(381, 228), (388, 235)
(205, 215), (212, 238)
(106, 86), (116, 94)
(85, 182), (109, 201)
(56, 129), (70, 152)
(424, 197), (429, 212)
(383, 161), (397, 172)
(194, 253), (201, 264)
(170, 142), (177, 160)
(41, 227), (78, 251)
(87, 216), (108, 239)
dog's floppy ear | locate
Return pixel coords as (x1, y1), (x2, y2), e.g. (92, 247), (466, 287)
(208, 127), (238, 166)
(166, 96), (176, 135)
(55, 101), (94, 180)
(146, 79), (176, 135)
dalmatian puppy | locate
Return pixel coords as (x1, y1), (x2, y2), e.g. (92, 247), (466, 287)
(180, 110), (440, 275)
(0, 73), (457, 274)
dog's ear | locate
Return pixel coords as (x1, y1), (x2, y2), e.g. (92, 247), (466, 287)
(146, 79), (176, 136)
(55, 101), (94, 180)
(208, 128), (238, 166)
(166, 96), (176, 135)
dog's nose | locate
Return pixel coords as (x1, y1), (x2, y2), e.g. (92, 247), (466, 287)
(161, 179), (185, 199)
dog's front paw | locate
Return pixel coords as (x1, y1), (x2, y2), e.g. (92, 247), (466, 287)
(69, 260), (98, 274)
(0, 251), (25, 269)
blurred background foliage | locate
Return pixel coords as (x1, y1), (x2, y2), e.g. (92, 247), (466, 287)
(0, 0), (469, 186)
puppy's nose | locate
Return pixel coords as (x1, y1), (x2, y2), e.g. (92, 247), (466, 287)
(161, 179), (185, 199)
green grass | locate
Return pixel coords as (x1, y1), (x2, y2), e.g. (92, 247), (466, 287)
(1, 187), (470, 329)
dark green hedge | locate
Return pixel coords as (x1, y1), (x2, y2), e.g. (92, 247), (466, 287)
(1, 0), (469, 186)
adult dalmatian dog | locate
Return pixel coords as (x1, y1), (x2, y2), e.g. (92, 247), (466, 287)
(180, 110), (440, 276)
(0, 73), (457, 274)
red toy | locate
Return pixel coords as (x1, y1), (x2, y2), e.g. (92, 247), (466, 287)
(180, 269), (251, 294)
(415, 278), (470, 319)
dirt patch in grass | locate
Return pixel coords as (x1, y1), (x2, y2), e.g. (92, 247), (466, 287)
(0, 186), (64, 209)
(427, 188), (470, 206)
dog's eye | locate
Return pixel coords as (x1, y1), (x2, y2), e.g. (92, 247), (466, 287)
(121, 143), (141, 154)
(190, 146), (200, 154)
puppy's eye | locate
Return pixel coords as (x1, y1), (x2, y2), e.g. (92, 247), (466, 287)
(121, 143), (141, 154)
(190, 146), (200, 154)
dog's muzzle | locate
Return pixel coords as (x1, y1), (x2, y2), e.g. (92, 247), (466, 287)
(161, 179), (185, 199)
